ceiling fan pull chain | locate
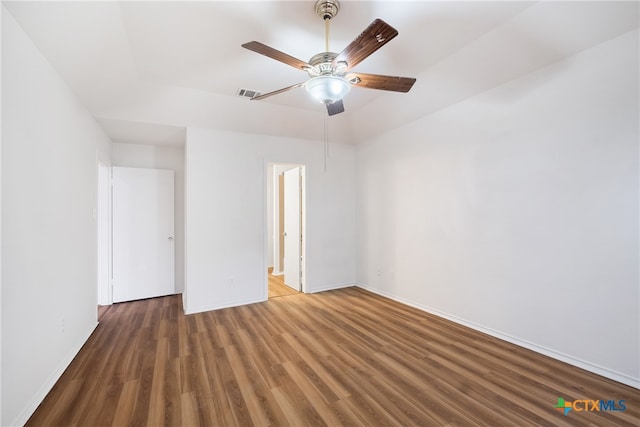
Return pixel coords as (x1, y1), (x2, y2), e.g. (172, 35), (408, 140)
(324, 114), (329, 172)
(326, 116), (330, 159)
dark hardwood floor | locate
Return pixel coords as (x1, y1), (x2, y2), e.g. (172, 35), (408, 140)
(27, 287), (639, 426)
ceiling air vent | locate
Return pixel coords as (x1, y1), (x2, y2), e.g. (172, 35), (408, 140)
(236, 88), (262, 99)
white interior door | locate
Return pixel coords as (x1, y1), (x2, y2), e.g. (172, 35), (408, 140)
(283, 167), (301, 290)
(112, 167), (175, 303)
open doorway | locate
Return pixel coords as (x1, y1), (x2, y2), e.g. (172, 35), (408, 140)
(267, 164), (305, 299)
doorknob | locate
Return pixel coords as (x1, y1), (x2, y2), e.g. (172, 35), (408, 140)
(168, 237), (174, 240)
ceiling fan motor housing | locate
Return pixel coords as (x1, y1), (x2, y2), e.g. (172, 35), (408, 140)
(308, 52), (340, 75)
(315, 0), (339, 20)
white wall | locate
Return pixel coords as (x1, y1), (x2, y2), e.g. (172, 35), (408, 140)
(184, 128), (357, 314)
(1, 7), (113, 425)
(0, 14), (3, 422)
(111, 143), (186, 293)
(357, 30), (639, 387)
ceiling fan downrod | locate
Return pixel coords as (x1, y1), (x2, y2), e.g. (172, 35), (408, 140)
(315, 0), (339, 52)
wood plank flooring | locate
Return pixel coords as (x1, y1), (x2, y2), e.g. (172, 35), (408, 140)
(268, 270), (299, 299)
(27, 288), (639, 426)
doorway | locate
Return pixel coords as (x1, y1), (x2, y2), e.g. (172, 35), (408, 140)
(268, 164), (305, 299)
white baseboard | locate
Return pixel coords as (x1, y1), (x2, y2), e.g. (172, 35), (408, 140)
(308, 282), (354, 293)
(356, 284), (640, 390)
(184, 296), (266, 315)
(12, 322), (99, 427)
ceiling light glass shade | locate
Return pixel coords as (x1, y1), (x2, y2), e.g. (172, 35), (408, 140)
(305, 75), (351, 104)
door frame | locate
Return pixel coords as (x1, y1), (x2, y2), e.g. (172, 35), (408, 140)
(266, 163), (306, 298)
(96, 160), (112, 306)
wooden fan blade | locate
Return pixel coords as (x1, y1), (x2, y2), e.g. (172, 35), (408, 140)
(250, 82), (306, 101)
(326, 99), (345, 116)
(242, 41), (312, 71)
(333, 19), (398, 71)
(347, 73), (416, 93)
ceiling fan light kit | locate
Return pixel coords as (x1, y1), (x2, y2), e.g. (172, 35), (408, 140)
(241, 0), (416, 116)
(305, 75), (351, 104)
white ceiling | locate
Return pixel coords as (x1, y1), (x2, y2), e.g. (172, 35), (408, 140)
(4, 1), (638, 146)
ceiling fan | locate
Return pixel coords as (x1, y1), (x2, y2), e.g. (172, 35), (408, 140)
(241, 0), (416, 116)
